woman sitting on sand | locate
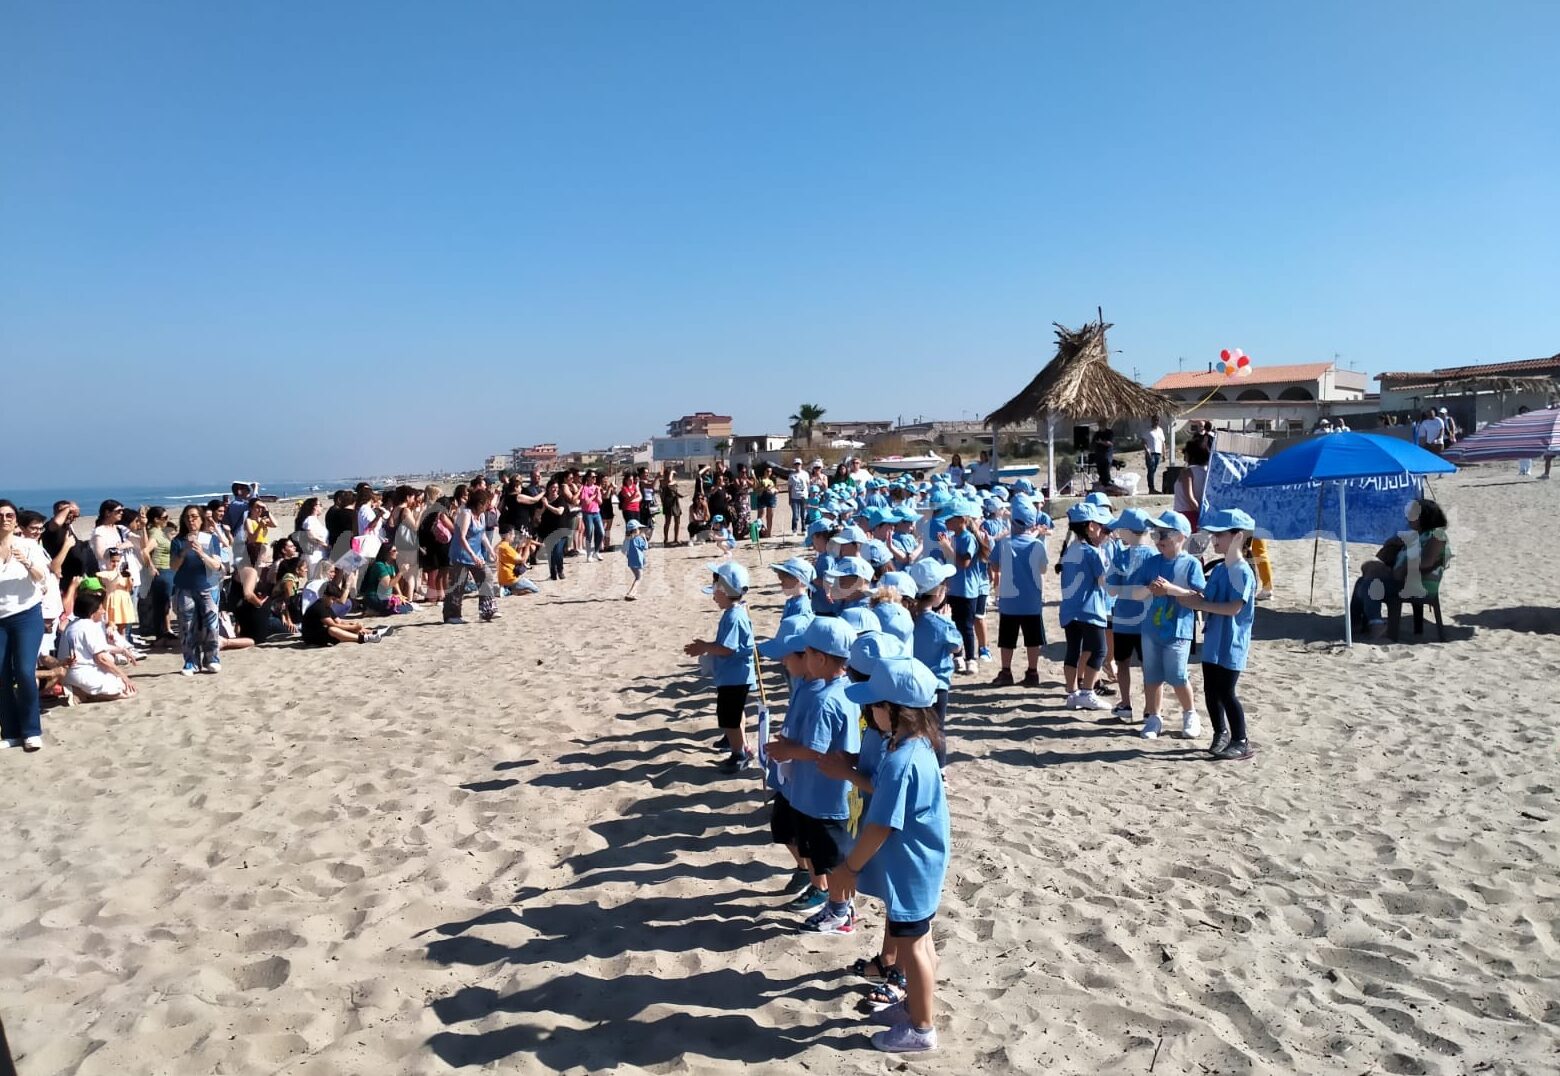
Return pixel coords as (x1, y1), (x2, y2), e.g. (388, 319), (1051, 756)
(1349, 498), (1450, 638)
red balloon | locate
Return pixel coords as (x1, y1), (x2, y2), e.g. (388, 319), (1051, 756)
(1220, 349), (1232, 362)
(1237, 355), (1251, 367)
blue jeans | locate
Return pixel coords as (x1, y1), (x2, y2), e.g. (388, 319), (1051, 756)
(0, 603), (44, 741)
(583, 512), (604, 555)
(1146, 452), (1163, 494)
(176, 587), (220, 668)
(789, 497), (806, 534)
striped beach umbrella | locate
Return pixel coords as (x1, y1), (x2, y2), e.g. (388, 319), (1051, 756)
(1443, 408), (1560, 463)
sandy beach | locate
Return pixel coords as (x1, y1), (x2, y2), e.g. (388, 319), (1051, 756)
(1, 468), (1556, 1075)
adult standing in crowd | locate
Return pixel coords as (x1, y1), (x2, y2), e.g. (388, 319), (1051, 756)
(0, 500), (49, 751)
(169, 505), (224, 676)
(967, 449), (995, 491)
(659, 469), (683, 546)
(443, 487), (497, 624)
(1144, 417), (1165, 494)
(786, 457), (809, 534)
(144, 506), (176, 643)
(754, 462), (777, 538)
(1414, 409), (1446, 454)
(324, 491), (356, 559)
(293, 497), (330, 578)
(1090, 425), (1116, 488)
(579, 470), (606, 561)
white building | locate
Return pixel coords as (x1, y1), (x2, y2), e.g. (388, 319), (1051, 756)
(1152, 362), (1374, 436)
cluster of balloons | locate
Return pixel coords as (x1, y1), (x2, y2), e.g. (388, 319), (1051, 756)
(1217, 348), (1253, 378)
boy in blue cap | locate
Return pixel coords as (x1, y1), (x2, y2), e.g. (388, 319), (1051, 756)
(1104, 508), (1156, 721)
(907, 558), (960, 764)
(758, 613), (820, 897)
(764, 617), (862, 928)
(937, 505), (987, 675)
(807, 521), (839, 616)
(1134, 511), (1206, 740)
(989, 497), (1049, 687)
(1058, 502), (1113, 710)
(684, 562), (759, 773)
(772, 557), (815, 619)
(1152, 509), (1258, 760)
(836, 655), (950, 1054)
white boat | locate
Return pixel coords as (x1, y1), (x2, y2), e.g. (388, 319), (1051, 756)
(871, 453), (944, 474)
(997, 463), (1040, 479)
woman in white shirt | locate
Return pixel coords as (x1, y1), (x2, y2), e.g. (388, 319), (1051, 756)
(292, 497), (331, 579)
(0, 499), (50, 750)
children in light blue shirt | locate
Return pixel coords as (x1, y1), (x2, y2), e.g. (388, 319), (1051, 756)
(1058, 503), (1112, 711)
(1104, 508), (1156, 722)
(1136, 511), (1207, 741)
(623, 520), (649, 601)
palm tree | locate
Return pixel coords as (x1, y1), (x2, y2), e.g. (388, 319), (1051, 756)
(790, 403), (827, 446)
(713, 439), (730, 461)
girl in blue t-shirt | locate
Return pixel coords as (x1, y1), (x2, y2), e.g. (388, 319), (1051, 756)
(908, 559), (960, 766)
(1154, 510), (1258, 761)
(836, 656), (950, 1055)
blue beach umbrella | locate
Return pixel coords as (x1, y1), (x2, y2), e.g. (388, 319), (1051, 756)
(1240, 433), (1456, 646)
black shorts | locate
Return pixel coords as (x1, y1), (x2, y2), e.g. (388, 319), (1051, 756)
(715, 684), (749, 729)
(770, 794), (800, 846)
(1114, 632), (1143, 663)
(794, 813), (849, 874)
(997, 613), (1045, 650)
(757, 492), (777, 509)
(888, 914), (935, 939)
(1063, 621), (1106, 670)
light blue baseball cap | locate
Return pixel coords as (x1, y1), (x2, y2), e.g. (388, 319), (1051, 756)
(838, 605), (882, 635)
(1084, 492), (1114, 508)
(1014, 478), (1036, 494)
(772, 557), (816, 585)
(844, 655), (940, 708)
(906, 558), (956, 594)
(801, 616), (857, 658)
(847, 631), (908, 676)
(879, 570), (918, 597)
(825, 554), (873, 580)
(1149, 510), (1193, 536)
(703, 561), (751, 595)
(1011, 499), (1038, 528)
(835, 525), (869, 545)
(1107, 507), (1154, 533)
(1067, 502), (1113, 525)
(757, 612), (815, 659)
(807, 520), (836, 538)
(1201, 508), (1257, 533)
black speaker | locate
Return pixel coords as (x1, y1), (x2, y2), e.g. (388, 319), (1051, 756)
(1072, 425), (1092, 452)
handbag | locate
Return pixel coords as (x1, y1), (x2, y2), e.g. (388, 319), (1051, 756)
(432, 512), (453, 545)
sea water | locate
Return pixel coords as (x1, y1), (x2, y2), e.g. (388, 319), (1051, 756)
(4, 480), (348, 516)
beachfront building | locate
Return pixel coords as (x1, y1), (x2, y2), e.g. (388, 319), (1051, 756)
(667, 412), (734, 439)
(1376, 354), (1560, 433)
(1151, 361), (1375, 436)
(484, 454), (511, 474)
(509, 444), (559, 473)
(651, 434), (725, 471)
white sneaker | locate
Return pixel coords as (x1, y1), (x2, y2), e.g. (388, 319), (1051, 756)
(1255, 589), (1272, 601)
(1180, 711), (1202, 739)
(1110, 703), (1134, 722)
(202, 662), (222, 675)
(23, 736), (43, 752)
(1140, 714), (1163, 739)
(873, 1022), (938, 1053)
(1063, 691), (1081, 710)
(1072, 690), (1109, 712)
(0, 738), (21, 749)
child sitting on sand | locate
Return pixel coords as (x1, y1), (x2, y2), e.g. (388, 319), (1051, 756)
(301, 581), (385, 647)
(58, 590), (139, 702)
(763, 617), (861, 929)
(622, 520), (649, 601)
(497, 529), (540, 596)
(683, 562), (757, 773)
(836, 654), (951, 1055)
(1151, 509), (1258, 761)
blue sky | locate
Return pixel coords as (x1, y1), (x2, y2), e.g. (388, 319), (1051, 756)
(3, 1), (1557, 485)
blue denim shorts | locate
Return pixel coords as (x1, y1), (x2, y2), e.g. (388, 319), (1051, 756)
(1141, 635), (1191, 686)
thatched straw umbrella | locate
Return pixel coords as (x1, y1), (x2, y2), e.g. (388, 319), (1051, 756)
(986, 317), (1177, 494)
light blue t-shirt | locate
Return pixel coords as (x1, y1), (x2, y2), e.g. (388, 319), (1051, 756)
(857, 737), (950, 923)
(710, 605), (757, 688)
(1107, 543), (1156, 633)
(1201, 560), (1257, 671)
(782, 591), (813, 620)
(946, 530), (981, 598)
(876, 601), (915, 645)
(784, 676), (862, 821)
(812, 551), (837, 616)
(912, 611), (962, 688)
(992, 532), (1047, 616)
(1143, 552), (1206, 642)
(623, 534), (648, 570)
(1058, 542), (1110, 627)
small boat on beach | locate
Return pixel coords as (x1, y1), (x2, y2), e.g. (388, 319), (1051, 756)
(997, 463), (1040, 479)
(870, 453), (944, 474)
